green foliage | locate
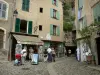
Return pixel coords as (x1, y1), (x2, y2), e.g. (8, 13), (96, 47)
(63, 21), (73, 32)
(63, 2), (75, 32)
(78, 21), (100, 37)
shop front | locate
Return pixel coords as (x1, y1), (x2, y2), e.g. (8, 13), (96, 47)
(43, 40), (64, 57)
(10, 32), (43, 61)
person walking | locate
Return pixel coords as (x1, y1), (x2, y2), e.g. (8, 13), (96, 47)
(68, 49), (71, 57)
(47, 47), (52, 62)
(21, 47), (27, 65)
(52, 48), (56, 62)
(43, 49), (48, 62)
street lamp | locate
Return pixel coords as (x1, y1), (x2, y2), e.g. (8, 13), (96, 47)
(13, 9), (18, 17)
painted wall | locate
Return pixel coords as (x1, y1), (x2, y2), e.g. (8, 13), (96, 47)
(13, 0), (63, 42)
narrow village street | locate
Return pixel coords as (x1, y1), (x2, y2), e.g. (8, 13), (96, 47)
(0, 57), (100, 75)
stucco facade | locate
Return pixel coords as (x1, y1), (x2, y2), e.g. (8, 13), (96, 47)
(0, 0), (14, 60)
(75, 0), (100, 64)
(13, 0), (63, 42)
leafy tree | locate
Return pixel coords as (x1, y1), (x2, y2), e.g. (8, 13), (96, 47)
(63, 1), (75, 32)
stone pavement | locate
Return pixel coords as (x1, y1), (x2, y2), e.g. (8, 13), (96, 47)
(0, 57), (100, 75)
(53, 57), (100, 75)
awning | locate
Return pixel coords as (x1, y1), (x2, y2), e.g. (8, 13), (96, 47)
(13, 34), (43, 45)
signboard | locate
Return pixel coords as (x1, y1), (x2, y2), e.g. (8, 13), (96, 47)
(32, 54), (39, 65)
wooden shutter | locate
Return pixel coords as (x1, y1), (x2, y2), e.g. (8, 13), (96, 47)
(50, 24), (53, 35)
(15, 18), (20, 32)
(78, 0), (83, 9)
(52, 0), (54, 5)
(57, 26), (60, 36)
(22, 0), (25, 10)
(28, 21), (32, 34)
(50, 8), (53, 18)
(26, 0), (30, 11)
(56, 11), (60, 20)
(93, 3), (100, 21)
(56, 0), (58, 7)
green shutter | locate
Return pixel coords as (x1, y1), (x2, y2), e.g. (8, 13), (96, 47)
(57, 26), (60, 36)
(56, 0), (58, 7)
(52, 0), (54, 5)
(15, 18), (20, 32)
(28, 21), (32, 34)
(26, 0), (30, 11)
(78, 0), (83, 9)
(50, 24), (53, 35)
(56, 11), (60, 20)
(22, 0), (29, 11)
(22, 0), (25, 10)
(44, 42), (50, 48)
(50, 8), (53, 18)
(93, 2), (100, 21)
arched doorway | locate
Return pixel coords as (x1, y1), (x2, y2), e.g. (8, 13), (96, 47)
(0, 29), (4, 49)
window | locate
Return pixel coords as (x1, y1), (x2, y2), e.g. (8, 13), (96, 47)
(53, 25), (57, 35)
(20, 20), (27, 33)
(39, 25), (42, 31)
(40, 8), (43, 13)
(15, 18), (32, 34)
(52, 0), (58, 6)
(22, 0), (30, 11)
(93, 2), (100, 22)
(54, 0), (57, 5)
(53, 9), (57, 18)
(50, 8), (60, 20)
(50, 24), (60, 36)
(78, 0), (83, 9)
(0, 1), (8, 20)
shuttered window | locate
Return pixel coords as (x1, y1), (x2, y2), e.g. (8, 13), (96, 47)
(52, 0), (58, 6)
(0, 1), (8, 20)
(57, 26), (60, 36)
(50, 8), (60, 20)
(28, 21), (32, 34)
(50, 24), (60, 36)
(15, 18), (20, 32)
(56, 11), (60, 20)
(93, 2), (100, 22)
(78, 0), (83, 9)
(22, 0), (30, 11)
(50, 24), (53, 35)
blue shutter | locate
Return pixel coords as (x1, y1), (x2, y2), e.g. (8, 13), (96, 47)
(50, 8), (53, 18)
(28, 21), (32, 34)
(50, 24), (53, 35)
(57, 26), (60, 36)
(15, 18), (20, 32)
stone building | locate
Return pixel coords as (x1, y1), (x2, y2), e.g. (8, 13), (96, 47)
(0, 0), (14, 60)
(0, 0), (63, 61)
(75, 0), (100, 65)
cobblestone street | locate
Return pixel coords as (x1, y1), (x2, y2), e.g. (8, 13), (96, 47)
(0, 57), (100, 75)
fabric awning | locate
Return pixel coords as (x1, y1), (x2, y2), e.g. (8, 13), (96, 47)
(13, 34), (43, 45)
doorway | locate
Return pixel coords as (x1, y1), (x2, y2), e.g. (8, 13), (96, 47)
(96, 37), (100, 65)
(0, 29), (4, 49)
